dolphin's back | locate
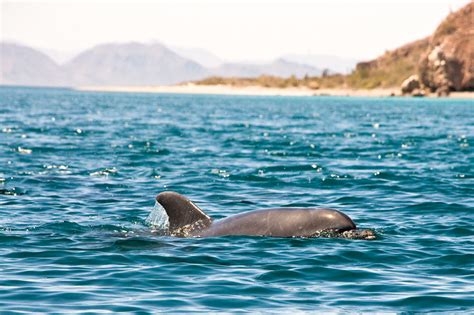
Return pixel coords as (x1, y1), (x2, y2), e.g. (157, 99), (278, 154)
(195, 208), (356, 237)
(154, 191), (357, 238)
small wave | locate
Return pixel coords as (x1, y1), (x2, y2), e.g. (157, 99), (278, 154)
(256, 269), (303, 281)
(401, 201), (471, 213)
(210, 168), (230, 178)
(90, 168), (118, 177)
(33, 221), (87, 234)
(16, 147), (32, 154)
(0, 187), (25, 196)
(386, 295), (473, 310)
(112, 237), (173, 251)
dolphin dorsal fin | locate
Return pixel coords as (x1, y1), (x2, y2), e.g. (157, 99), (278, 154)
(156, 191), (212, 232)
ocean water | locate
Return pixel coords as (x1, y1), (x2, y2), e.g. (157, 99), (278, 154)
(0, 86), (472, 312)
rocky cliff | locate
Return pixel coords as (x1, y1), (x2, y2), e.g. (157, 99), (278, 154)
(351, 2), (473, 93)
(419, 2), (473, 93)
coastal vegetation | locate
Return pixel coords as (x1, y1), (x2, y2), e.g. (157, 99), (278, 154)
(193, 49), (426, 90)
(193, 56), (422, 90)
(192, 38), (428, 90)
(194, 73), (345, 90)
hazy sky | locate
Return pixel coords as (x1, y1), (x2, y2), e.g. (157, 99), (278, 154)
(1, 0), (470, 62)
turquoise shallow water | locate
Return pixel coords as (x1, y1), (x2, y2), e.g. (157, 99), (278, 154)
(0, 86), (473, 312)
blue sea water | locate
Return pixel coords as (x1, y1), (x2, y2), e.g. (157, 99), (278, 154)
(0, 86), (473, 313)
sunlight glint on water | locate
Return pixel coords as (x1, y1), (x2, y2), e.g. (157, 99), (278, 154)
(0, 86), (472, 312)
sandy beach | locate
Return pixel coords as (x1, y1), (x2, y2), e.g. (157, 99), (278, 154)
(76, 83), (474, 98)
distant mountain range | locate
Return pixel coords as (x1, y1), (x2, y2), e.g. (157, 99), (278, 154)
(0, 43), (67, 86)
(64, 42), (208, 86)
(170, 46), (223, 68)
(210, 58), (323, 78)
(0, 41), (353, 87)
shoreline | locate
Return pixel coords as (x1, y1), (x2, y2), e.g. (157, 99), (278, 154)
(76, 83), (474, 98)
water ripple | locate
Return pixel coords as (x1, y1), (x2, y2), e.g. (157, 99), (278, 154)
(0, 87), (473, 312)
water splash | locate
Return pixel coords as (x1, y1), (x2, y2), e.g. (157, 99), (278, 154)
(145, 201), (170, 232)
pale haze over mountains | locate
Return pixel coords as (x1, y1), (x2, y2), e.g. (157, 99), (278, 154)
(170, 46), (224, 68)
(0, 42), (67, 86)
(62, 42), (208, 86)
(282, 54), (358, 75)
(2, 0), (467, 87)
(0, 41), (355, 87)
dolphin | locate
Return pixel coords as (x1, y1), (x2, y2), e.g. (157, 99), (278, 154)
(147, 191), (375, 239)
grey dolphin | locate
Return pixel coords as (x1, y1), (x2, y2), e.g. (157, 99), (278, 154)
(149, 191), (375, 239)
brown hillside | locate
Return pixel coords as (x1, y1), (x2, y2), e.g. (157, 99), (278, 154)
(350, 2), (473, 91)
(348, 38), (429, 89)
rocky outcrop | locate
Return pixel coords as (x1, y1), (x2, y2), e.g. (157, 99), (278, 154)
(350, 2), (472, 94)
(419, 46), (457, 96)
(401, 74), (421, 95)
(419, 3), (473, 92)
